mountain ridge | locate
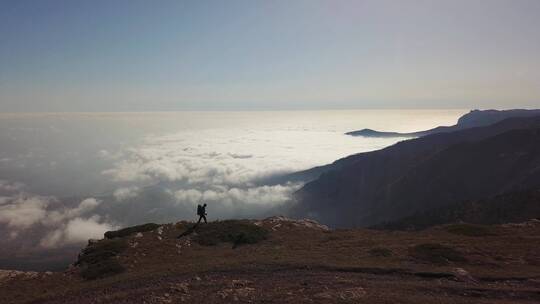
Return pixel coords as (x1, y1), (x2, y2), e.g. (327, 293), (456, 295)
(291, 114), (540, 228)
(346, 109), (540, 138)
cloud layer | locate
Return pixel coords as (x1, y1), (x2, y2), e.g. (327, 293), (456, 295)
(0, 184), (117, 249)
(0, 111), (462, 269)
(99, 129), (375, 223)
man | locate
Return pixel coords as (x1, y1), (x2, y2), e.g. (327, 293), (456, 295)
(196, 203), (208, 224)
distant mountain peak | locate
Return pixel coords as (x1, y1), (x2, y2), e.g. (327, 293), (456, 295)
(346, 109), (540, 138)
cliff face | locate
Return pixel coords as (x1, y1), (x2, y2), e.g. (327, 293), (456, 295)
(293, 116), (540, 228)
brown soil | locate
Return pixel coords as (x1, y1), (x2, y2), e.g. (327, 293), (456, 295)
(1, 218), (540, 304)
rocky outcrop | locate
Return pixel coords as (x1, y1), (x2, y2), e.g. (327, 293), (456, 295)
(0, 269), (51, 285)
(254, 216), (330, 231)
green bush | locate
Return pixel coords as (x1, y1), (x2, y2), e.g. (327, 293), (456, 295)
(78, 238), (128, 265)
(190, 220), (268, 248)
(77, 238), (128, 280)
(445, 224), (496, 237)
(409, 243), (466, 265)
(369, 247), (393, 257)
(104, 223), (161, 239)
(80, 259), (125, 280)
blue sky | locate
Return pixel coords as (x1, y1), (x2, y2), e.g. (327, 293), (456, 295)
(1, 0), (539, 111)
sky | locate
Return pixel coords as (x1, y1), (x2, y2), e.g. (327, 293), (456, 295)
(0, 0), (539, 111)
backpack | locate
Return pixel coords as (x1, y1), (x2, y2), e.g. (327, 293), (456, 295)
(197, 205), (203, 216)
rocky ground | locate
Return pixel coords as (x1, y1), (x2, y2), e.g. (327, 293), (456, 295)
(1, 217), (540, 303)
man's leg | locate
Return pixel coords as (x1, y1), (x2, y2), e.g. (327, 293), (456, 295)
(197, 216), (202, 224)
(203, 215), (207, 224)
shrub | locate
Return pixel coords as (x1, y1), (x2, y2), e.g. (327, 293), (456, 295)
(104, 223), (161, 239)
(369, 247), (393, 257)
(77, 238), (128, 280)
(78, 238), (128, 265)
(445, 224), (496, 237)
(190, 220), (268, 248)
(409, 243), (466, 265)
(80, 259), (125, 280)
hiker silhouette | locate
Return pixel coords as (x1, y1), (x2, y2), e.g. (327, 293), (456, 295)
(196, 203), (207, 224)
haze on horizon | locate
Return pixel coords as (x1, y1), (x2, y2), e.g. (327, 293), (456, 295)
(1, 0), (540, 112)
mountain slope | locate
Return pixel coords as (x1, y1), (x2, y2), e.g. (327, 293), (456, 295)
(287, 111), (540, 186)
(375, 189), (540, 230)
(1, 218), (540, 304)
(292, 116), (540, 227)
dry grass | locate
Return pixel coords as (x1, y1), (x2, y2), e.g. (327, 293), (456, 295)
(2, 219), (540, 303)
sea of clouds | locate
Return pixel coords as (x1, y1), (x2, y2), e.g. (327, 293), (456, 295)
(0, 182), (116, 248)
(0, 111), (464, 269)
